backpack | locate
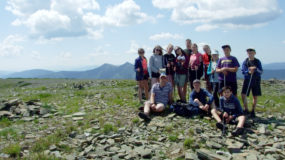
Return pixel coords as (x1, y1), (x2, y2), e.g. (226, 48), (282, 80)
(170, 101), (200, 117)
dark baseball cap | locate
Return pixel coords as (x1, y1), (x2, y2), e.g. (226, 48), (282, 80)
(222, 45), (231, 50)
(246, 48), (256, 52)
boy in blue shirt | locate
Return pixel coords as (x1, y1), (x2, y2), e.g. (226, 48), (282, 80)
(189, 80), (214, 115)
(211, 86), (246, 136)
(241, 48), (263, 118)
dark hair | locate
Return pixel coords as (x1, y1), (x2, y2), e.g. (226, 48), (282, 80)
(138, 48), (145, 54)
(174, 46), (185, 56)
(153, 45), (163, 55)
(222, 86), (232, 92)
(186, 39), (191, 42)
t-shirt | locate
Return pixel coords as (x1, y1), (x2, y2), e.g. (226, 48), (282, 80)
(142, 58), (148, 75)
(217, 56), (240, 82)
(189, 88), (214, 106)
(149, 54), (163, 73)
(163, 53), (176, 75)
(203, 53), (211, 66)
(151, 82), (172, 106)
(189, 53), (203, 70)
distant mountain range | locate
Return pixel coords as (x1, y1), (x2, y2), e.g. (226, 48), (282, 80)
(1, 62), (285, 80)
(2, 62), (135, 80)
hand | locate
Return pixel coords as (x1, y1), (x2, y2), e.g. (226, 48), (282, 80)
(194, 99), (200, 104)
(223, 112), (228, 119)
(204, 104), (210, 111)
(167, 63), (171, 68)
(226, 115), (233, 123)
(211, 70), (215, 74)
(150, 104), (156, 111)
(195, 66), (198, 70)
(249, 66), (256, 74)
(136, 68), (140, 72)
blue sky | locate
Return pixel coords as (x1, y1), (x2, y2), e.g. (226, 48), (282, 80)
(0, 0), (285, 71)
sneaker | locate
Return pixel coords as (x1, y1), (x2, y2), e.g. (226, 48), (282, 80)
(250, 110), (256, 118)
(138, 112), (151, 121)
(232, 127), (244, 136)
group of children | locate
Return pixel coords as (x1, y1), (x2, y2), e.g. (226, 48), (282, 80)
(134, 39), (263, 136)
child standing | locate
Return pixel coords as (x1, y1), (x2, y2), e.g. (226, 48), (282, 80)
(216, 45), (240, 96)
(207, 50), (220, 107)
(211, 87), (246, 136)
(241, 48), (263, 118)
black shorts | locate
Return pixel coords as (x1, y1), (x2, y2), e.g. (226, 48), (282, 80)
(151, 72), (160, 78)
(219, 81), (238, 96)
(241, 77), (261, 96)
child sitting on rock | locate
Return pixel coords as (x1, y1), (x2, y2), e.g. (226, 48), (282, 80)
(211, 86), (246, 136)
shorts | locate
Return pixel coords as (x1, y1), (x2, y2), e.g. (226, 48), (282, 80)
(151, 72), (160, 78)
(175, 74), (187, 87)
(219, 81), (238, 95)
(241, 77), (261, 96)
(136, 73), (149, 81)
(145, 101), (166, 110)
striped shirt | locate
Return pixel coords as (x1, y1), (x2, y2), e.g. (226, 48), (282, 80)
(151, 82), (172, 105)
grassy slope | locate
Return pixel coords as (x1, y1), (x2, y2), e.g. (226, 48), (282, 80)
(0, 78), (284, 159)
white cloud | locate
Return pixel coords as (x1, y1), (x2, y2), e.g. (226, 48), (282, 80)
(6, 0), (151, 39)
(149, 32), (183, 41)
(152, 0), (282, 31)
(195, 24), (218, 32)
(282, 40), (285, 44)
(0, 35), (24, 57)
(25, 10), (71, 35)
(83, 0), (151, 27)
(50, 0), (100, 15)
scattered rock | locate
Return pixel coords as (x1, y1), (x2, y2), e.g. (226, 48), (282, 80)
(72, 112), (86, 117)
(197, 149), (227, 160)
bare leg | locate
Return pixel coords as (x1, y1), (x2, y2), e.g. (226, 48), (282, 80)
(251, 96), (257, 111)
(177, 86), (183, 101)
(143, 80), (149, 100)
(144, 101), (151, 116)
(183, 82), (187, 101)
(237, 115), (246, 128)
(211, 109), (222, 123)
(138, 81), (143, 102)
(241, 93), (248, 111)
(153, 103), (165, 113)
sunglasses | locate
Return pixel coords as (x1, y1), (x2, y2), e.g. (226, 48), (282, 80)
(155, 49), (162, 51)
(139, 52), (145, 54)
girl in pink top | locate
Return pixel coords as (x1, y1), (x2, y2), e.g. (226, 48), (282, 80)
(189, 43), (204, 89)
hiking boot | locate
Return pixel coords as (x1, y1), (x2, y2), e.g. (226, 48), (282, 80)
(243, 109), (249, 115)
(138, 112), (151, 121)
(250, 110), (256, 118)
(216, 122), (225, 130)
(232, 127), (244, 136)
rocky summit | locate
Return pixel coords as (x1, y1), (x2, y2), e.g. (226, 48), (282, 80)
(0, 78), (284, 160)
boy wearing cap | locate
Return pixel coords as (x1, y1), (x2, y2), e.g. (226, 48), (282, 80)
(207, 50), (220, 107)
(241, 48), (263, 118)
(211, 86), (245, 136)
(189, 80), (214, 115)
(138, 73), (173, 121)
(216, 45), (240, 96)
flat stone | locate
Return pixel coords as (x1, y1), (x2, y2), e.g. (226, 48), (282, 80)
(258, 124), (266, 134)
(42, 113), (52, 118)
(72, 112), (86, 117)
(171, 148), (181, 155)
(22, 117), (35, 121)
(0, 111), (13, 117)
(197, 149), (227, 160)
(246, 154), (257, 160)
(206, 141), (222, 149)
(185, 152), (199, 160)
(264, 147), (277, 155)
(72, 117), (84, 121)
(226, 140), (244, 153)
(141, 149), (152, 159)
(49, 144), (57, 151)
